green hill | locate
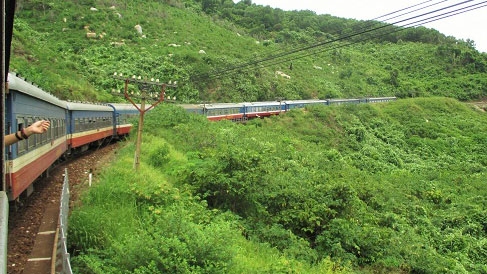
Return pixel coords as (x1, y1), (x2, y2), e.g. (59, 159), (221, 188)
(9, 0), (487, 102)
(9, 1), (487, 272)
(69, 98), (487, 273)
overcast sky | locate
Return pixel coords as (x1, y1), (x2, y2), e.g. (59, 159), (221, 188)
(235, 0), (487, 53)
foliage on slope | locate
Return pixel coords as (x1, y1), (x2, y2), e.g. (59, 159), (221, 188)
(68, 133), (345, 274)
(9, 0), (487, 103)
(135, 98), (487, 273)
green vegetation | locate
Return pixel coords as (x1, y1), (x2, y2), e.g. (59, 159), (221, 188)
(10, 0), (487, 272)
(70, 98), (487, 273)
(69, 128), (346, 274)
(10, 0), (487, 102)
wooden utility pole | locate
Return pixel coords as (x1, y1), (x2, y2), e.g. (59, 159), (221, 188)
(113, 73), (176, 171)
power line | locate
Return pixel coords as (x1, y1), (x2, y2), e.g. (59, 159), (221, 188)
(190, 0), (486, 81)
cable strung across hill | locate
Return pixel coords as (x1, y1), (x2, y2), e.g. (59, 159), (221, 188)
(190, 0), (487, 81)
(240, 0), (487, 73)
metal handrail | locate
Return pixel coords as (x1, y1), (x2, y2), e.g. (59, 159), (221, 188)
(54, 169), (73, 274)
(0, 191), (8, 274)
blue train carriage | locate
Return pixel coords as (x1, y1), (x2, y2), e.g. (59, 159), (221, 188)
(244, 101), (283, 119)
(107, 103), (140, 139)
(366, 97), (397, 103)
(180, 104), (205, 116)
(327, 98), (362, 105)
(66, 102), (114, 154)
(284, 99), (328, 111)
(5, 73), (68, 200)
(202, 103), (245, 121)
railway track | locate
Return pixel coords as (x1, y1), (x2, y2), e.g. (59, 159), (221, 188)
(7, 143), (118, 274)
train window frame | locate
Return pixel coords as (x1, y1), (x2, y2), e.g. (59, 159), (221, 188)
(59, 119), (64, 137)
(39, 118), (48, 144)
(47, 118), (53, 142)
(16, 117), (27, 154)
(81, 118), (86, 131)
(78, 118), (83, 131)
(75, 118), (80, 132)
(50, 119), (56, 139)
(26, 117), (36, 150)
(55, 119), (59, 138)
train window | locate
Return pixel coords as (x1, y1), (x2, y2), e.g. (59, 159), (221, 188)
(59, 120), (65, 137)
(79, 118), (83, 132)
(47, 118), (53, 142)
(54, 119), (58, 138)
(16, 117), (27, 154)
(55, 119), (59, 138)
(58, 119), (63, 137)
(26, 117), (35, 150)
(39, 118), (48, 144)
(82, 118), (86, 131)
(51, 119), (56, 139)
(75, 118), (80, 132)
(56, 119), (61, 138)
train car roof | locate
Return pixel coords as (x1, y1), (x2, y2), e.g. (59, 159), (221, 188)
(7, 72), (67, 108)
(66, 101), (113, 111)
(107, 103), (144, 111)
(244, 101), (282, 106)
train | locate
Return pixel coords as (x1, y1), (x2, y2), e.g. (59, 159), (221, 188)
(181, 97), (396, 121)
(4, 72), (396, 201)
(4, 73), (140, 200)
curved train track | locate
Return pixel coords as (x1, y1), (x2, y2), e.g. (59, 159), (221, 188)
(7, 143), (118, 274)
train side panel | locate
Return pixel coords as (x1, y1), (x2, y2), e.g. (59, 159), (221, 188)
(366, 97), (397, 103)
(188, 97), (396, 122)
(244, 101), (282, 118)
(5, 73), (68, 200)
(327, 98), (362, 105)
(203, 103), (244, 121)
(107, 103), (140, 138)
(66, 102), (114, 152)
(284, 99), (328, 111)
(6, 138), (67, 199)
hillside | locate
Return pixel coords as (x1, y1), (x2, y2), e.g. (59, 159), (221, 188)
(69, 97), (487, 273)
(9, 0), (487, 103)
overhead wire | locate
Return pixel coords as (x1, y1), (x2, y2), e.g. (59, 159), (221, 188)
(191, 0), (449, 80)
(239, 0), (487, 77)
(190, 0), (486, 81)
(252, 1), (487, 72)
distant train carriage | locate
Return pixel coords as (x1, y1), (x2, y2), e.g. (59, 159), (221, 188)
(284, 99), (328, 111)
(5, 73), (68, 200)
(108, 103), (140, 139)
(366, 97), (397, 103)
(327, 98), (362, 105)
(66, 102), (114, 153)
(203, 103), (244, 121)
(180, 104), (205, 115)
(244, 101), (282, 118)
